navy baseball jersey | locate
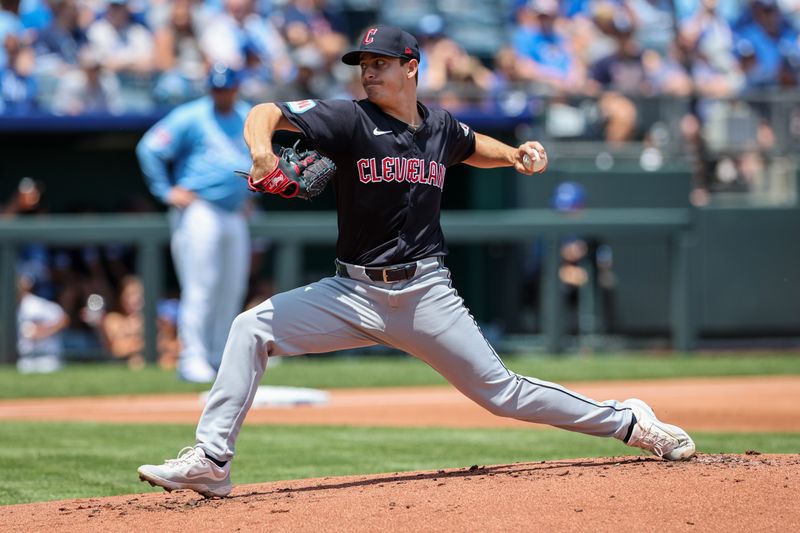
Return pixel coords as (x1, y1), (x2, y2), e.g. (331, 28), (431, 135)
(276, 99), (476, 267)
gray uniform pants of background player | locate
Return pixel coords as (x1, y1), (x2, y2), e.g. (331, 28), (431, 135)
(197, 257), (635, 461)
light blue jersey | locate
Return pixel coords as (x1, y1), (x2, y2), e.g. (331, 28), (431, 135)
(137, 97), (252, 212)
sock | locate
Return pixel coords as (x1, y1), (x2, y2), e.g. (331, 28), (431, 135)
(206, 455), (227, 467)
(623, 413), (638, 444)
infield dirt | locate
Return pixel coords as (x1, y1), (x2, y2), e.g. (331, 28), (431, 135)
(1, 454), (798, 532)
(1, 376), (799, 431)
(1, 376), (799, 531)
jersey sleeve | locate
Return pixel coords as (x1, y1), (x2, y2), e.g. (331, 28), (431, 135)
(442, 111), (476, 167)
(136, 107), (193, 202)
(276, 99), (357, 153)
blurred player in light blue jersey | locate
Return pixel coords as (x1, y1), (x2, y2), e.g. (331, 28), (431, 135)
(137, 63), (252, 382)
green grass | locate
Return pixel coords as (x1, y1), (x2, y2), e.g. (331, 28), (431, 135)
(0, 421), (796, 505)
(0, 352), (799, 399)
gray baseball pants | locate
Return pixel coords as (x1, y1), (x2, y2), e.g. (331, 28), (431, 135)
(196, 257), (634, 460)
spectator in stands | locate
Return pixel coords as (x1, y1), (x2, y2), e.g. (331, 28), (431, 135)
(585, 12), (644, 143)
(91, 274), (146, 369)
(279, 0), (349, 40)
(146, 0), (210, 32)
(81, 275), (181, 369)
(678, 0), (745, 203)
(512, 0), (586, 93)
(237, 40), (273, 102)
(199, 0), (291, 83)
(2, 175), (44, 217)
(626, 0), (677, 55)
(32, 0), (88, 76)
(279, 0), (322, 50)
(697, 0), (742, 23)
(86, 0), (154, 77)
(19, 0), (52, 32)
(561, 0), (595, 18)
(277, 45), (324, 100)
(152, 0), (207, 104)
(586, 10), (690, 142)
(735, 38), (760, 81)
(710, 37), (777, 192)
(16, 272), (68, 373)
(251, 12), (350, 102)
(779, 0), (800, 31)
(415, 13), (446, 91)
(51, 45), (124, 115)
(418, 36), (495, 111)
(308, 30), (350, 97)
(63, 244), (117, 334)
(682, 0), (740, 76)
(0, 0), (23, 70)
(641, 42), (693, 97)
(735, 0), (799, 88)
(440, 41), (496, 111)
(1, 32), (38, 114)
(683, 1), (745, 106)
(2, 177), (58, 300)
(578, 1), (628, 63)
(493, 46), (523, 87)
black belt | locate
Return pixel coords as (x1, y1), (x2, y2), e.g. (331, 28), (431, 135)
(335, 258), (441, 283)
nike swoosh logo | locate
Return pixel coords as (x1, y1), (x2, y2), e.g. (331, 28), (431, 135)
(182, 468), (226, 480)
(373, 127), (392, 136)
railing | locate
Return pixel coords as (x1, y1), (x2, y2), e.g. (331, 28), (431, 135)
(0, 209), (694, 363)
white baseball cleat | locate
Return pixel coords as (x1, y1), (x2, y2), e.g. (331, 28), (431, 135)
(138, 446), (232, 498)
(177, 358), (217, 383)
(624, 398), (696, 461)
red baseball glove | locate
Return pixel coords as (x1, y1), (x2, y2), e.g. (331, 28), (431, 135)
(237, 142), (336, 200)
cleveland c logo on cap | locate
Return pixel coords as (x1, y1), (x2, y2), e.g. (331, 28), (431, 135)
(364, 28), (377, 44)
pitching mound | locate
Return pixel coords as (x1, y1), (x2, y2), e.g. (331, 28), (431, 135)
(3, 454), (798, 532)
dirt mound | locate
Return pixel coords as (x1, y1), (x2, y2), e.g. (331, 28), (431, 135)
(3, 454), (798, 532)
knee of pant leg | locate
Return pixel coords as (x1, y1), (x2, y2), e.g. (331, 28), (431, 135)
(230, 307), (269, 339)
(226, 307), (274, 361)
(479, 377), (527, 418)
(483, 396), (516, 418)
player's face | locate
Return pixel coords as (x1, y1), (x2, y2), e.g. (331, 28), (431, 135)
(212, 87), (237, 113)
(359, 54), (413, 104)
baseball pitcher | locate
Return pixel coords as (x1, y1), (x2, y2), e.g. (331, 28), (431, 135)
(139, 26), (695, 498)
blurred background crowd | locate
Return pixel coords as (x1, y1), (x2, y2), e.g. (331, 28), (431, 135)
(0, 0), (798, 116)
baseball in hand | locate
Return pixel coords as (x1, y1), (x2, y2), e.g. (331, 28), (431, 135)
(523, 152), (546, 173)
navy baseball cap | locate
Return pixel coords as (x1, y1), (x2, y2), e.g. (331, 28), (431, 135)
(342, 25), (420, 65)
(208, 63), (240, 90)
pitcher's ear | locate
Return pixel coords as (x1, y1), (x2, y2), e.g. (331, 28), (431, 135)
(407, 58), (419, 79)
